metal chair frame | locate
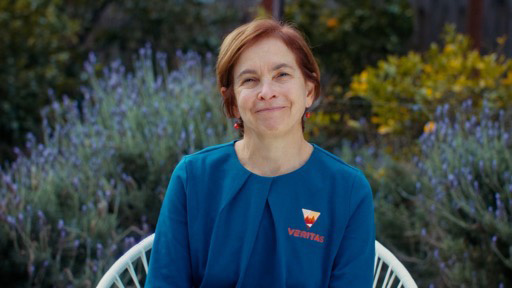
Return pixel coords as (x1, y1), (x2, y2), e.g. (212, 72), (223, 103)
(96, 234), (418, 288)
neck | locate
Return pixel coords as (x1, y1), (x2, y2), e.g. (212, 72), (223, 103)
(235, 130), (313, 177)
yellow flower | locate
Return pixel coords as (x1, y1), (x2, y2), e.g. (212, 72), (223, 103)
(377, 125), (393, 135)
(452, 84), (462, 93)
(375, 168), (386, 180)
(423, 64), (433, 73)
(497, 36), (507, 46)
(501, 70), (512, 86)
(425, 87), (433, 97)
(350, 81), (368, 95)
(443, 44), (455, 54)
(448, 58), (462, 70)
(360, 70), (368, 81)
(326, 18), (338, 28)
(424, 121), (436, 134)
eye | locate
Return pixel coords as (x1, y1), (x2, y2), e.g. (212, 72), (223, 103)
(277, 72), (290, 78)
(241, 78), (256, 84)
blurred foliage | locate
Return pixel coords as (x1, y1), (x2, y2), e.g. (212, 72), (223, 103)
(346, 25), (512, 154)
(410, 101), (512, 287)
(0, 0), (81, 162)
(0, 47), (236, 287)
(285, 0), (414, 148)
(342, 100), (512, 287)
(0, 0), (242, 163)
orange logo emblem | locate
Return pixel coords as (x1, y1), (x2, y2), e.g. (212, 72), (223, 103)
(302, 209), (320, 228)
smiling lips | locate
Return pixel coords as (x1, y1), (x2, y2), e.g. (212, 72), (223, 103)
(256, 106), (285, 113)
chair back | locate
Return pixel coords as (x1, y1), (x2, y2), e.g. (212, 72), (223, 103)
(374, 241), (418, 288)
(96, 234), (418, 288)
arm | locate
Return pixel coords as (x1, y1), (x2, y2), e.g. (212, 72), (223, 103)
(145, 157), (193, 288)
(329, 171), (375, 287)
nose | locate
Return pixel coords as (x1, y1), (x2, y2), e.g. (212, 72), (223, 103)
(257, 79), (277, 100)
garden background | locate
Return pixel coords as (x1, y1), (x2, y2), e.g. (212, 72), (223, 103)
(1, 0), (511, 287)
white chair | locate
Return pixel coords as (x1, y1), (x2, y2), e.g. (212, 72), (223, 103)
(96, 234), (418, 288)
(96, 234), (154, 288)
(373, 241), (418, 288)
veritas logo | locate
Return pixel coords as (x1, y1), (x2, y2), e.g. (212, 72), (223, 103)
(302, 209), (320, 228)
(288, 228), (324, 243)
(287, 209), (324, 243)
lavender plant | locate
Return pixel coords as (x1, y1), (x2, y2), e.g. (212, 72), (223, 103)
(0, 45), (235, 287)
(412, 100), (511, 287)
(337, 99), (511, 287)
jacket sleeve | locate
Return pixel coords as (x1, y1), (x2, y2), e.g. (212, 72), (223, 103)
(329, 171), (375, 287)
(145, 157), (193, 287)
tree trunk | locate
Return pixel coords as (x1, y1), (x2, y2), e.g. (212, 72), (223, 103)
(262, 0), (284, 20)
(467, 0), (483, 51)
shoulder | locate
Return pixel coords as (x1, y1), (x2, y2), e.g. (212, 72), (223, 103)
(183, 141), (233, 165)
(180, 140), (237, 173)
(312, 144), (363, 179)
(311, 144), (371, 201)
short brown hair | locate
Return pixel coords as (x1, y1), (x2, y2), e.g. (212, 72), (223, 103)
(216, 18), (321, 136)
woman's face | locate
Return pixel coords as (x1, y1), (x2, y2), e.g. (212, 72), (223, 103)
(227, 37), (315, 138)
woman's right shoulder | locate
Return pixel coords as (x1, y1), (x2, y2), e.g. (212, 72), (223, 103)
(177, 141), (237, 173)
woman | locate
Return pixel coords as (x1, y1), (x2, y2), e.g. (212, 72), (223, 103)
(146, 18), (375, 287)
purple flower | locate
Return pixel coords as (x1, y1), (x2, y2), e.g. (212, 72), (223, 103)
(88, 51), (97, 64)
(96, 243), (104, 258)
(473, 181), (479, 192)
(439, 262), (446, 271)
(57, 219), (64, 230)
(355, 156), (363, 166)
(29, 265), (35, 275)
(434, 249), (439, 259)
(6, 215), (16, 226)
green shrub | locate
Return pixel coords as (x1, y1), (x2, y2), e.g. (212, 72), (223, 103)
(0, 47), (236, 287)
(0, 0), (243, 162)
(283, 0), (414, 149)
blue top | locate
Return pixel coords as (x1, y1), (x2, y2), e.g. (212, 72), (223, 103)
(145, 140), (375, 287)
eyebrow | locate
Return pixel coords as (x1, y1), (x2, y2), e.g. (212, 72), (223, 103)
(235, 63), (295, 80)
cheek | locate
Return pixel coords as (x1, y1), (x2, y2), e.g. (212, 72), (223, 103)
(236, 90), (253, 109)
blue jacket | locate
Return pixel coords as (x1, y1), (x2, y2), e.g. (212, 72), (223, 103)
(146, 140), (375, 287)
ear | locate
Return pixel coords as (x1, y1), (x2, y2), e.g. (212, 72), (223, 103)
(221, 87), (241, 118)
(305, 79), (315, 108)
(220, 87), (228, 98)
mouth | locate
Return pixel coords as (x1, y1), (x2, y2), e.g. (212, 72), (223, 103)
(256, 106), (286, 113)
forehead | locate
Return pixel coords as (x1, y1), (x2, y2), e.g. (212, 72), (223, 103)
(233, 37), (299, 74)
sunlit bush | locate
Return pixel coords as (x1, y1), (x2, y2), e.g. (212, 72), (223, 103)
(347, 25), (512, 147)
(0, 46), (235, 287)
(285, 0), (413, 149)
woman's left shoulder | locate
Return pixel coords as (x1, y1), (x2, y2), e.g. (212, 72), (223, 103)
(312, 144), (365, 179)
